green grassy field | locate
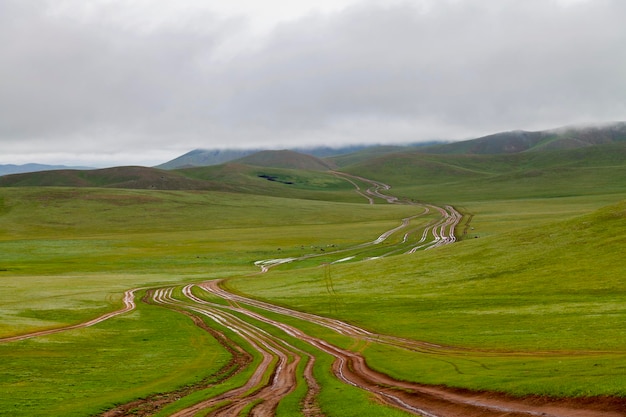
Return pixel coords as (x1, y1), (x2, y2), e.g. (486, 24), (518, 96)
(1, 144), (626, 415)
(225, 199), (626, 395)
(0, 185), (423, 415)
(0, 293), (232, 417)
(0, 187), (418, 331)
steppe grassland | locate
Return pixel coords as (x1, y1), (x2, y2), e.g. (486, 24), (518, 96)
(225, 198), (626, 396)
(0, 186), (418, 334)
(2, 150), (626, 415)
(0, 185), (421, 415)
(151, 298), (415, 417)
(0, 292), (231, 417)
(226, 198), (626, 347)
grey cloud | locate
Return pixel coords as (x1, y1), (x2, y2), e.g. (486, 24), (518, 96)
(0, 1), (228, 142)
(214, 0), (626, 139)
(1, 0), (625, 164)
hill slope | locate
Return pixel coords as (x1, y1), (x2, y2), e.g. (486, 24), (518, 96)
(156, 149), (260, 169)
(0, 166), (226, 191)
(0, 163), (93, 177)
(233, 150), (336, 171)
(176, 163), (361, 202)
(342, 142), (626, 203)
(0, 163), (364, 202)
(156, 146), (370, 169)
(422, 122), (626, 154)
(4, 142), (626, 204)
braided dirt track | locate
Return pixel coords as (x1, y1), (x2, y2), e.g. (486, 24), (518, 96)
(99, 280), (625, 417)
(180, 282), (626, 417)
(254, 173), (461, 273)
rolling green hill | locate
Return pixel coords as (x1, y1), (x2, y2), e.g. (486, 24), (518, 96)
(421, 121), (626, 154)
(0, 166), (227, 191)
(176, 163), (360, 202)
(233, 149), (336, 171)
(3, 141), (626, 206)
(153, 122), (626, 172)
(326, 145), (419, 168)
(156, 145), (378, 169)
(341, 141), (626, 203)
(0, 162), (366, 202)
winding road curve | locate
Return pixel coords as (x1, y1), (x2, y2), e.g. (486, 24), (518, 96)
(127, 281), (624, 417)
(151, 286), (317, 417)
(194, 282), (626, 416)
(254, 173), (461, 272)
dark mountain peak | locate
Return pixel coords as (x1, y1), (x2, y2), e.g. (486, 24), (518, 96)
(234, 150), (336, 171)
(156, 148), (260, 169)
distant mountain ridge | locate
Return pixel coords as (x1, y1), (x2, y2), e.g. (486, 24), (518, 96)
(421, 122), (626, 154)
(0, 163), (92, 177)
(3, 122), (625, 178)
(157, 145), (385, 170)
(157, 122), (626, 170)
(1, 140), (625, 200)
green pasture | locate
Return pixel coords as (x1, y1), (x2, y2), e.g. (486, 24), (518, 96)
(0, 294), (231, 417)
(0, 186), (415, 239)
(1, 142), (626, 415)
(229, 200), (626, 351)
(0, 186), (422, 415)
(226, 198), (626, 396)
(177, 164), (364, 202)
(344, 143), (626, 204)
(363, 344), (626, 398)
(0, 187), (418, 336)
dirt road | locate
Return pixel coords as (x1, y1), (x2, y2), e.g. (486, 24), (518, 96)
(195, 282), (625, 416)
(254, 173), (462, 272)
(103, 281), (625, 416)
(0, 288), (138, 343)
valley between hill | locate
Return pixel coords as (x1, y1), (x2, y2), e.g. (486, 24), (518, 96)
(1, 135), (625, 416)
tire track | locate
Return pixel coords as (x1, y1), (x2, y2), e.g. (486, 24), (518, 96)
(148, 286), (322, 417)
(0, 288), (138, 343)
(194, 281), (626, 417)
(256, 173), (462, 271)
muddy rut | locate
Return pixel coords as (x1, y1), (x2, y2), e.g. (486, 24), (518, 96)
(100, 281), (625, 417)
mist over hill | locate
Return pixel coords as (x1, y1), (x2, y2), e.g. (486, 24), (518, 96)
(155, 145), (377, 170)
(156, 149), (261, 170)
(421, 121), (626, 154)
(6, 123), (623, 176)
(233, 150), (336, 171)
(2, 122), (625, 187)
(156, 122), (625, 170)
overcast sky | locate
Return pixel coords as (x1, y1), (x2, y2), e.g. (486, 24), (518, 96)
(1, 0), (625, 166)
